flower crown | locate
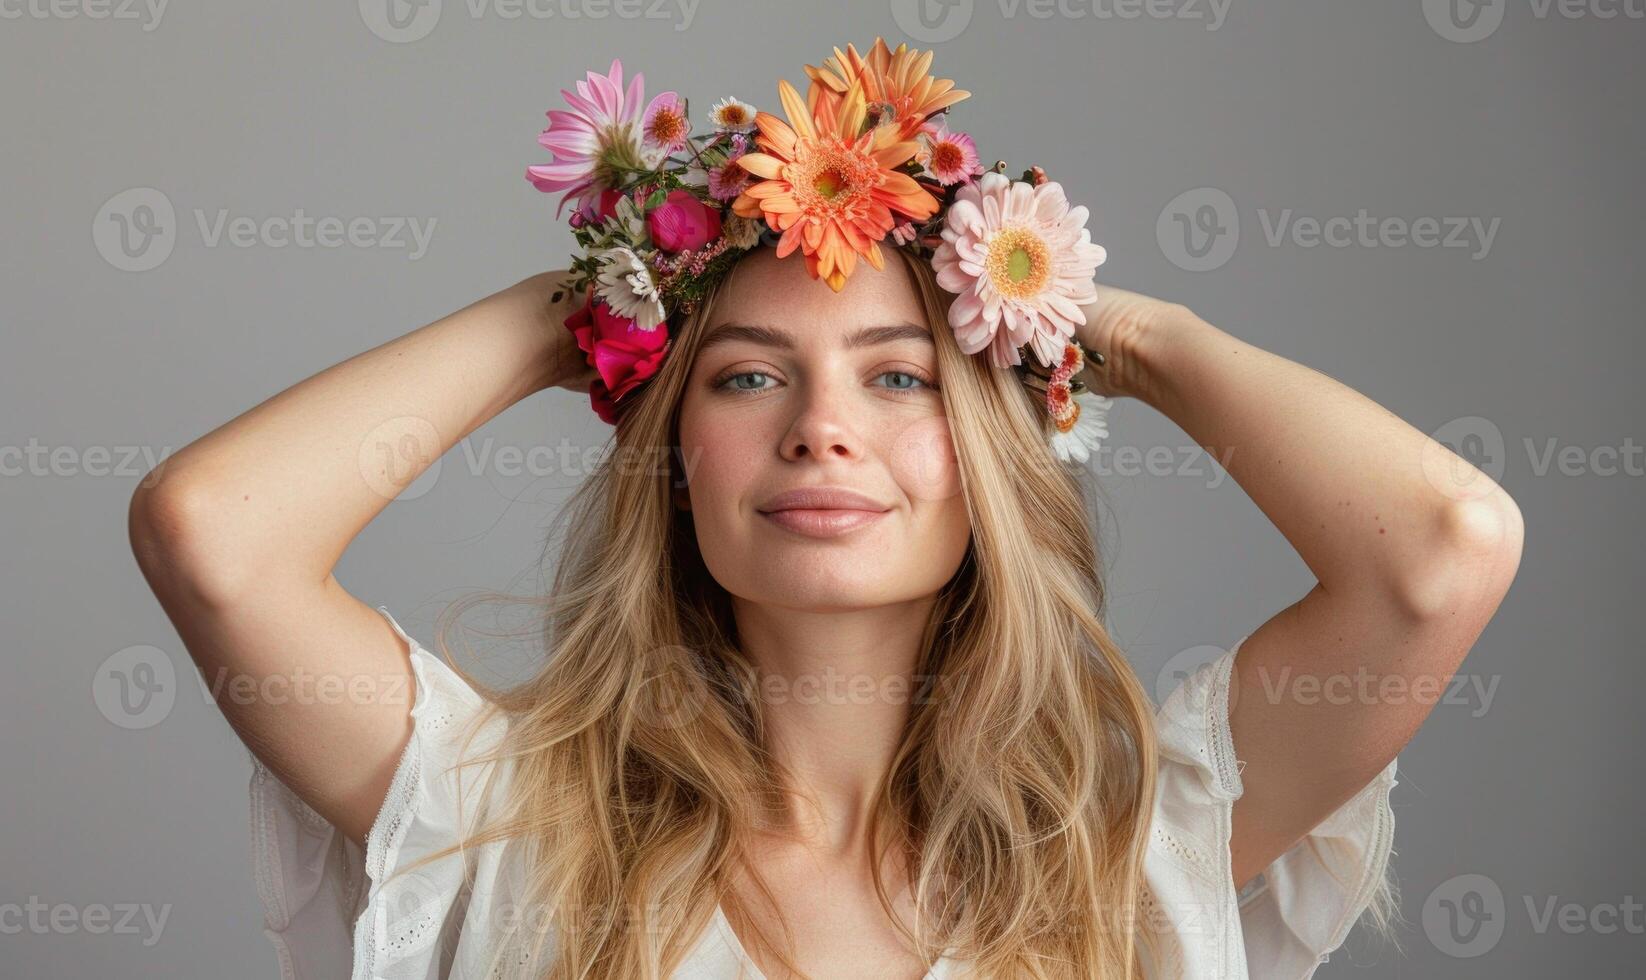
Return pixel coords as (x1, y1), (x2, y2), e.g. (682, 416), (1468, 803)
(528, 38), (1113, 464)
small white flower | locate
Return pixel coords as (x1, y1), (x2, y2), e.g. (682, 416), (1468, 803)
(708, 96), (758, 133)
(593, 246), (666, 332)
(1048, 390), (1114, 465)
(605, 194), (649, 244)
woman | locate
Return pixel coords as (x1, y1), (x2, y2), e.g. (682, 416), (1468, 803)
(128, 42), (1523, 980)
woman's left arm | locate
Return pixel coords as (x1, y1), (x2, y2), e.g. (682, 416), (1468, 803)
(1078, 285), (1525, 891)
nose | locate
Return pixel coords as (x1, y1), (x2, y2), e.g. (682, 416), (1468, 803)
(778, 374), (864, 463)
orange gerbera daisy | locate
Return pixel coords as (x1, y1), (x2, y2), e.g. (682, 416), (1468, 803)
(731, 75), (939, 292)
(803, 38), (971, 141)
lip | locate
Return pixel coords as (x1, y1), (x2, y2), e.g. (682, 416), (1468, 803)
(758, 486), (891, 513)
(760, 508), (889, 538)
(757, 486), (892, 539)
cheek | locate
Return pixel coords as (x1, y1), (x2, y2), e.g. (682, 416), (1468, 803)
(885, 416), (970, 588)
(678, 404), (762, 509)
(887, 415), (963, 503)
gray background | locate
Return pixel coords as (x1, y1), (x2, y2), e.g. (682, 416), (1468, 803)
(3, 0), (1642, 976)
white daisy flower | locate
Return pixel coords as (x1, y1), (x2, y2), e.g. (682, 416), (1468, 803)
(1048, 390), (1114, 465)
(593, 246), (666, 332)
(708, 96), (758, 133)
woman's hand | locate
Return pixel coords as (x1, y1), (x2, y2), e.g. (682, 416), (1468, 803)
(1072, 281), (1198, 405)
(507, 270), (600, 395)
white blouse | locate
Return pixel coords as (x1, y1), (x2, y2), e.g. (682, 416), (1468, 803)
(247, 606), (1399, 979)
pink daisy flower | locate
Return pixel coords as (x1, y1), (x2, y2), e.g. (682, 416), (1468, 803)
(525, 59), (681, 219)
(642, 92), (691, 163)
(931, 171), (1108, 369)
(706, 141), (753, 202)
(917, 123), (983, 186)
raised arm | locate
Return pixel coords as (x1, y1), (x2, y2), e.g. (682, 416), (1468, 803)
(128, 271), (590, 847)
(1078, 285), (1524, 890)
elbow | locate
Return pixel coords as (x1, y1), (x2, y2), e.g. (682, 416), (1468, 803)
(128, 477), (252, 609)
(1392, 487), (1525, 623)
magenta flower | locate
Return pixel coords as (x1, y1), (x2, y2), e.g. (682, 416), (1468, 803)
(645, 190), (723, 254)
(564, 295), (670, 425)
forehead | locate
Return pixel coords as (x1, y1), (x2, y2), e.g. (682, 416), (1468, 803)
(704, 247), (930, 339)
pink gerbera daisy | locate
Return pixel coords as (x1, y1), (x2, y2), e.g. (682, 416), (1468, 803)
(525, 59), (682, 219)
(917, 122), (983, 186)
(931, 171), (1108, 369)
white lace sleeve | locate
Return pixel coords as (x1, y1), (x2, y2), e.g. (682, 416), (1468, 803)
(1143, 638), (1399, 979)
(247, 605), (518, 980)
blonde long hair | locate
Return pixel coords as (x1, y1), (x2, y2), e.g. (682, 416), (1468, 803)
(411, 247), (1166, 978)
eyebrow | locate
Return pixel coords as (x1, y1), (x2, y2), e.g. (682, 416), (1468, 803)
(698, 322), (934, 355)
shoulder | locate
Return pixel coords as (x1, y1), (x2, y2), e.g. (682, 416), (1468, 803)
(249, 605), (522, 979)
(377, 604), (512, 817)
(1142, 638), (1400, 978)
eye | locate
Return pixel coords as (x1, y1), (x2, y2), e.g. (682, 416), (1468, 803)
(714, 370), (779, 394)
(710, 367), (939, 396)
(874, 369), (938, 393)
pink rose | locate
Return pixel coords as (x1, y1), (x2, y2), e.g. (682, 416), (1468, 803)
(564, 296), (670, 425)
(645, 189), (722, 253)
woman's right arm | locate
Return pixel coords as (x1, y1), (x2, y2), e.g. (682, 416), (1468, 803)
(128, 270), (591, 848)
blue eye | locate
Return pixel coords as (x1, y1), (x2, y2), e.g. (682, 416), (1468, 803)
(718, 371), (775, 393)
(876, 370), (932, 392)
(713, 369), (938, 396)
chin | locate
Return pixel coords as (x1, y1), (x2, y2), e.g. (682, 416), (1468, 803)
(719, 561), (897, 612)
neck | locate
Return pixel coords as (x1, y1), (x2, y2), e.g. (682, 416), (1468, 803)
(731, 594), (936, 852)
